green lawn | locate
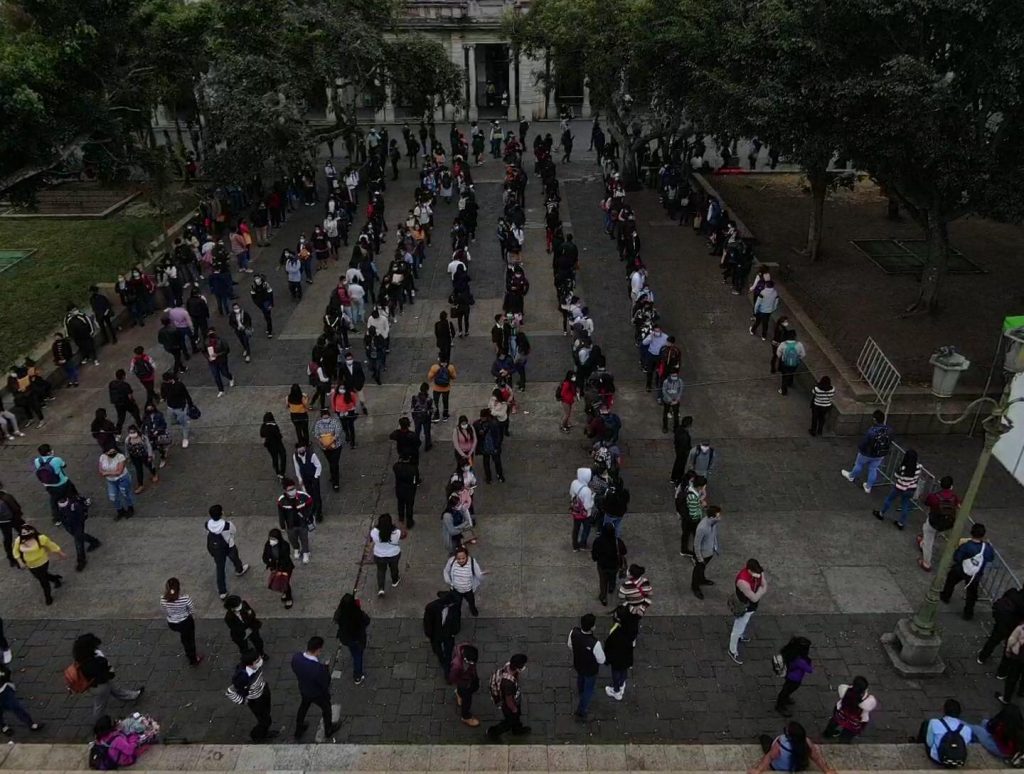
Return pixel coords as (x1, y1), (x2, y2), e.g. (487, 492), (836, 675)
(0, 216), (165, 367)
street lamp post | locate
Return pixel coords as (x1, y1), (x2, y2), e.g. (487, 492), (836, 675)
(882, 388), (1020, 674)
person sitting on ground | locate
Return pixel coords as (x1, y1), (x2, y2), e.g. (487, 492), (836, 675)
(749, 721), (836, 773)
(916, 698), (972, 768)
(969, 704), (1024, 767)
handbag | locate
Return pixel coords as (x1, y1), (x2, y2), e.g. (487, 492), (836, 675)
(268, 571), (290, 592)
(187, 404), (201, 420)
(727, 594), (747, 617)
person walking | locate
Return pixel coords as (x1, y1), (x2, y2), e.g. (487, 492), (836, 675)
(160, 578), (203, 666)
(226, 650), (277, 742)
(691, 505), (721, 599)
(333, 593), (369, 684)
(129, 346), (159, 406)
(205, 328), (234, 397)
(603, 604), (639, 701)
(591, 524), (626, 606)
(873, 449), (922, 529)
(448, 643), (481, 727)
(50, 332), (79, 387)
(370, 513), (403, 597)
(330, 384), (359, 449)
(0, 663), (45, 735)
(292, 443), (324, 524)
(206, 505), (250, 599)
(250, 274), (275, 338)
(444, 546), (485, 617)
(411, 383), (434, 451)
(978, 586), (1024, 669)
(13, 524), (65, 605)
(33, 444), (76, 522)
(393, 454), (420, 528)
(97, 444), (136, 516)
(618, 564), (653, 618)
(262, 529), (294, 609)
(291, 636), (340, 739)
(424, 590), (462, 675)
(996, 622), (1024, 705)
(157, 316), (187, 375)
(260, 413), (288, 479)
(286, 384), (311, 446)
(809, 376), (835, 436)
(428, 359), (457, 422)
(223, 595), (265, 658)
(277, 480), (312, 564)
(159, 371), (195, 449)
(568, 613), (605, 720)
(124, 426), (158, 493)
(822, 676), (877, 742)
(55, 492), (101, 572)
(89, 285), (118, 345)
(313, 409), (343, 492)
(0, 484), (24, 568)
(486, 654), (531, 739)
(227, 303), (254, 364)
(919, 476), (959, 572)
(729, 558), (767, 664)
(940, 522), (995, 620)
(841, 410), (893, 493)
(72, 633), (143, 721)
(774, 636), (813, 715)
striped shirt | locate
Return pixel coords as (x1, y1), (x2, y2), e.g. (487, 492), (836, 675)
(618, 575), (653, 617)
(160, 595), (195, 624)
(894, 463), (923, 492)
(812, 386), (835, 407)
(448, 560), (476, 592)
(226, 666), (266, 704)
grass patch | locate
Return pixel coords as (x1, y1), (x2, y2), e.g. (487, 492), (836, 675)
(0, 216), (165, 367)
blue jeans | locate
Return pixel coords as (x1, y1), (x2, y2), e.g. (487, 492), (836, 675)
(848, 453), (884, 488)
(603, 515), (623, 539)
(301, 260), (313, 282)
(880, 488), (914, 526)
(169, 407), (190, 440)
(347, 642), (365, 679)
(61, 362), (80, 384)
(0, 689), (33, 727)
(215, 293), (231, 315)
(969, 723), (1002, 757)
(208, 359), (233, 392)
(106, 474), (134, 511)
(575, 674), (596, 716)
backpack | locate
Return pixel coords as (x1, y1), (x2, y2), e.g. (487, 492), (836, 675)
(781, 341), (800, 368)
(132, 356), (154, 380)
(434, 365), (451, 387)
(555, 384), (563, 402)
(88, 740), (116, 771)
(570, 495), (588, 522)
(868, 427), (891, 458)
(488, 665), (510, 705)
(930, 496), (957, 532)
(936, 718), (968, 767)
(64, 661), (92, 694)
(207, 529), (229, 558)
(34, 459), (59, 486)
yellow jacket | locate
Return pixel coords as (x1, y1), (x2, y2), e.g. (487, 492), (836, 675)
(13, 535), (61, 569)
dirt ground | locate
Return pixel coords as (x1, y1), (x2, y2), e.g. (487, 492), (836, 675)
(711, 173), (1024, 387)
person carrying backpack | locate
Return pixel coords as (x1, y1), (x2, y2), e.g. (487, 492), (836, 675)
(918, 698), (972, 767)
(920, 476), (960, 572)
(427, 359), (457, 422)
(486, 654), (530, 740)
(775, 330), (805, 396)
(206, 505), (250, 600)
(128, 346), (159, 407)
(447, 642), (480, 727)
(841, 410), (893, 494)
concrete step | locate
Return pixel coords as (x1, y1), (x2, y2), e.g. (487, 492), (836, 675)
(0, 742), (1013, 771)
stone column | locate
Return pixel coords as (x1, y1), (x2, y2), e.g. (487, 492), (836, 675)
(507, 46), (518, 121)
(383, 84), (396, 124)
(582, 78), (592, 118)
(466, 44), (479, 121)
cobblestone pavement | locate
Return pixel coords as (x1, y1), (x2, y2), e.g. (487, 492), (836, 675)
(0, 127), (1021, 750)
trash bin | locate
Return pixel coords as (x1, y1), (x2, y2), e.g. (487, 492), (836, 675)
(929, 349), (970, 397)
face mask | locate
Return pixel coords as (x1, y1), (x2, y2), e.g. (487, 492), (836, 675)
(460, 423), (468, 429)
(268, 538), (279, 546)
(345, 359), (354, 367)
(700, 445), (710, 452)
(232, 605), (243, 612)
(252, 658), (263, 670)
(285, 489), (297, 497)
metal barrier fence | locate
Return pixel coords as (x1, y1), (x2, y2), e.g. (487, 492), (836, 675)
(878, 443), (1020, 602)
(856, 337), (901, 420)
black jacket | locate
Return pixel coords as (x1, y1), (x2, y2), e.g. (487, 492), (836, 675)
(602, 486), (630, 518)
(434, 319), (455, 344)
(228, 310), (253, 333)
(334, 603), (371, 647)
(277, 493), (313, 530)
(158, 323), (183, 352)
(423, 592), (462, 643)
(339, 361), (366, 392)
(603, 611), (639, 669)
(90, 292), (113, 320)
(392, 460), (420, 490)
(388, 429), (421, 460)
(262, 539), (294, 572)
(224, 602), (261, 642)
(591, 533), (627, 571)
(160, 379), (193, 410)
(108, 379), (136, 407)
(673, 426), (692, 458)
(291, 652), (332, 700)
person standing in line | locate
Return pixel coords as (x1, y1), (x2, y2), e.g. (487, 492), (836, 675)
(260, 412), (288, 479)
(978, 586), (1024, 669)
(569, 467), (595, 552)
(486, 654), (531, 740)
(729, 558), (768, 664)
(313, 409), (343, 492)
(841, 410), (893, 493)
(159, 371), (195, 449)
(557, 371), (577, 433)
(262, 529), (294, 609)
(443, 546), (485, 617)
(205, 327), (234, 397)
(452, 415), (477, 468)
(776, 331), (806, 396)
(670, 415), (694, 485)
(475, 409), (505, 484)
(292, 443), (324, 524)
(939, 522), (995, 620)
(601, 478), (630, 539)
(290, 636), (340, 739)
(603, 604), (639, 701)
(72, 633), (143, 721)
(428, 359), (457, 422)
(160, 578), (203, 666)
(0, 663), (45, 735)
(677, 474), (706, 557)
(286, 384), (311, 446)
(32, 444), (77, 522)
(435, 311), (456, 362)
(919, 476), (959, 572)
(277, 479), (312, 564)
(750, 280), (780, 339)
(568, 613), (605, 720)
(660, 367), (683, 433)
(809, 376), (834, 436)
(226, 650), (278, 742)
(448, 643), (481, 727)
(157, 317), (187, 375)
(89, 285), (118, 345)
(206, 505), (250, 600)
(822, 676), (877, 742)
(774, 636), (813, 716)
(591, 524), (626, 607)
(98, 446), (134, 520)
(393, 454), (420, 528)
(686, 442), (716, 480)
(641, 322), (669, 392)
(691, 505), (721, 599)
(388, 417), (422, 465)
(873, 449), (922, 529)
(424, 591), (462, 675)
(411, 383), (434, 451)
(618, 565), (653, 618)
(330, 384), (359, 449)
(333, 593), (369, 685)
(223, 595), (266, 658)
(370, 512), (403, 597)
(0, 484), (24, 568)
(13, 524), (65, 605)
(51, 331), (79, 387)
(55, 493), (101, 572)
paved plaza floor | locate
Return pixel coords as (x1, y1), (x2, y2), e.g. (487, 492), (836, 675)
(0, 134), (1021, 755)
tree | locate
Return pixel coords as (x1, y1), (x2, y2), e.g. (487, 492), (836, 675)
(845, 0), (1024, 313)
(508, 0), (703, 187)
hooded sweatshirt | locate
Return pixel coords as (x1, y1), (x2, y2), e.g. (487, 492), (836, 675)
(207, 517), (237, 548)
(569, 467), (594, 517)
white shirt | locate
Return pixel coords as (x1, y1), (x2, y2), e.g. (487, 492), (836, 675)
(569, 481), (594, 515)
(371, 527), (402, 557)
(345, 268), (365, 284)
(368, 314), (389, 339)
(447, 259), (466, 277)
(345, 171), (359, 189)
(293, 452), (323, 482)
(348, 283), (365, 303)
(323, 218), (339, 238)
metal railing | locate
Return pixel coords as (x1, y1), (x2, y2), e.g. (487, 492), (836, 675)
(856, 337), (901, 420)
(878, 442), (1020, 602)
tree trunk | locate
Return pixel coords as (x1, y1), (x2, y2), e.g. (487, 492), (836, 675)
(806, 167), (828, 262)
(915, 206), (950, 314)
(621, 144), (641, 190)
